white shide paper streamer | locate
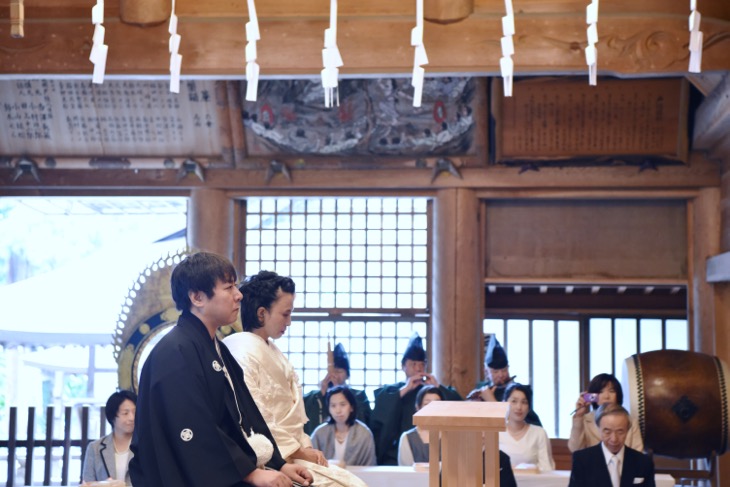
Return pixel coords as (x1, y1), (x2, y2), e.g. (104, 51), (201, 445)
(321, 0), (343, 108)
(500, 0), (515, 97)
(245, 0), (260, 101)
(89, 0), (108, 84)
(410, 0), (428, 108)
(585, 0), (599, 86)
(688, 0), (703, 73)
(168, 0), (182, 94)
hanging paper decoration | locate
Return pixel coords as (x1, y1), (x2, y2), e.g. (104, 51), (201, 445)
(10, 0), (24, 38)
(321, 0), (343, 108)
(410, 0), (428, 108)
(168, 0), (182, 94)
(89, 0), (108, 84)
(500, 0), (515, 97)
(688, 0), (703, 73)
(245, 0), (261, 101)
(585, 0), (599, 86)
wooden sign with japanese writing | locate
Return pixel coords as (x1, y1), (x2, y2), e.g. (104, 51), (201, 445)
(0, 80), (226, 159)
(493, 77), (689, 164)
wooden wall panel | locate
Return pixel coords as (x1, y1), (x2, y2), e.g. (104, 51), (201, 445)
(484, 199), (688, 279)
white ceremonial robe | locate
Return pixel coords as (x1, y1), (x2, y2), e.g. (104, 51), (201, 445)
(223, 332), (312, 459)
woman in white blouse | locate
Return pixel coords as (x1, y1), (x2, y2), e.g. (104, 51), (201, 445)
(499, 383), (555, 472)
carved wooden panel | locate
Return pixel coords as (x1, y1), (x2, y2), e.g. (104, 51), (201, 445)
(241, 77), (479, 159)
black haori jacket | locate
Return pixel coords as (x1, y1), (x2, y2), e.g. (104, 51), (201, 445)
(130, 310), (285, 487)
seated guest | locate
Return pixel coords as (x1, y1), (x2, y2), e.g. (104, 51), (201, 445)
(397, 385), (443, 466)
(568, 403), (656, 487)
(370, 333), (462, 465)
(499, 383), (555, 472)
(303, 343), (372, 435)
(568, 373), (644, 452)
(82, 390), (137, 486)
(466, 336), (542, 426)
(311, 385), (376, 466)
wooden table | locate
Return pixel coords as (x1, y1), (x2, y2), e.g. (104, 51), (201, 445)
(345, 466), (678, 487)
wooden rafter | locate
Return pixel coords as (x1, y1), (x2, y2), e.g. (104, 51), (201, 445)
(1, 3), (730, 76)
(0, 155), (720, 191)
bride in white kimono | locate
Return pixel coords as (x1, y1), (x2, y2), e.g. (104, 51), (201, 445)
(224, 270), (368, 487)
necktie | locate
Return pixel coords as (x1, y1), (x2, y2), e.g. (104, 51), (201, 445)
(608, 455), (620, 487)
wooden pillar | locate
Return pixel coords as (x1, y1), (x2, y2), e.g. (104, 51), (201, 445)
(715, 159), (730, 361)
(688, 187), (726, 486)
(432, 189), (482, 396)
(689, 188), (721, 355)
(717, 159), (730, 486)
(119, 0), (170, 26)
(722, 159), (730, 252)
(187, 188), (234, 259)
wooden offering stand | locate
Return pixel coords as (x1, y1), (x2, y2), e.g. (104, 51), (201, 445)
(413, 401), (508, 487)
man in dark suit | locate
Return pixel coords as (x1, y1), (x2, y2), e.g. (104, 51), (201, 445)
(568, 403), (655, 487)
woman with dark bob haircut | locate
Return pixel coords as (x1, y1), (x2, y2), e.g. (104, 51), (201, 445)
(568, 373), (644, 452)
(82, 390), (137, 485)
(311, 386), (376, 466)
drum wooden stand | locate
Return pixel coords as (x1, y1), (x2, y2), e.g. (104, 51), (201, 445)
(413, 401), (508, 487)
(646, 450), (716, 487)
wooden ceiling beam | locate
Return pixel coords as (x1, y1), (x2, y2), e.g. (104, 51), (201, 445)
(1, 13), (729, 76)
(0, 156), (719, 191)
(2, 0), (728, 20)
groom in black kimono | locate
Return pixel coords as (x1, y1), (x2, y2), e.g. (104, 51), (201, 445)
(568, 403), (655, 487)
(129, 252), (313, 487)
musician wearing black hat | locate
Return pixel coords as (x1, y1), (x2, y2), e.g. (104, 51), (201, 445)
(369, 333), (462, 465)
(467, 335), (543, 426)
(303, 343), (373, 435)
